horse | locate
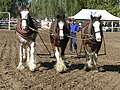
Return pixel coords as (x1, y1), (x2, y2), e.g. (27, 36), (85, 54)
(49, 14), (70, 72)
(16, 4), (38, 71)
(81, 14), (103, 72)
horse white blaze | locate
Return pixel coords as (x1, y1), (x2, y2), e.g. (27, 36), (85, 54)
(93, 21), (101, 42)
(58, 21), (64, 39)
(20, 11), (29, 29)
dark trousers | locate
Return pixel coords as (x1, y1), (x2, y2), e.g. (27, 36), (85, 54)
(69, 33), (77, 52)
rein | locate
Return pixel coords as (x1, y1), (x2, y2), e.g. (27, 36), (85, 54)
(28, 26), (38, 32)
(16, 17), (37, 38)
(81, 21), (90, 29)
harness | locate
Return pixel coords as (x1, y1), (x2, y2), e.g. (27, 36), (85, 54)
(16, 18), (36, 38)
(49, 20), (70, 47)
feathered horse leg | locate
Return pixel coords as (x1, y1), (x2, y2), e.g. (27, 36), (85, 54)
(27, 42), (36, 71)
(55, 47), (67, 72)
(17, 43), (25, 70)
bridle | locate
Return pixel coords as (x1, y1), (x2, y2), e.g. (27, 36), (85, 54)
(20, 13), (31, 30)
(82, 20), (102, 44)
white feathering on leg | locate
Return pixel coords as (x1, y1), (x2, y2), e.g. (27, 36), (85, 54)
(55, 47), (67, 72)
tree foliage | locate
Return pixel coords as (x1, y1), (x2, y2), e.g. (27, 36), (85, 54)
(30, 0), (120, 19)
(0, 0), (120, 19)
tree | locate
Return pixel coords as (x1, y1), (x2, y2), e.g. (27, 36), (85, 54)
(0, 0), (120, 18)
(86, 0), (118, 16)
(0, 0), (17, 18)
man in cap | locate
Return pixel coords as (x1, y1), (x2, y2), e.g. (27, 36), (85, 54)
(69, 18), (80, 55)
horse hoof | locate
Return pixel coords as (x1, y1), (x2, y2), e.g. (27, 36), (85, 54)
(56, 66), (67, 73)
(83, 67), (91, 72)
(28, 63), (36, 72)
(55, 63), (67, 73)
(94, 70), (99, 73)
(17, 65), (25, 70)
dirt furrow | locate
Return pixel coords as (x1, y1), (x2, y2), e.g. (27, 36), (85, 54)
(0, 30), (120, 90)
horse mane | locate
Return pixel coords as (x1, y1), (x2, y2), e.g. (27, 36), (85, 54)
(50, 21), (57, 30)
(27, 14), (38, 30)
(81, 21), (90, 29)
(63, 21), (70, 34)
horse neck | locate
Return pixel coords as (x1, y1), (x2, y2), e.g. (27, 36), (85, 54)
(88, 21), (93, 34)
(81, 21), (94, 37)
(63, 21), (70, 33)
(28, 16), (33, 27)
(17, 18), (22, 30)
(100, 23), (103, 37)
(50, 21), (58, 35)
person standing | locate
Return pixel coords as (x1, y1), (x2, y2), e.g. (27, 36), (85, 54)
(69, 18), (80, 55)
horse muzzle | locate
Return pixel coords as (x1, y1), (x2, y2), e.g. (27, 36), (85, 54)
(59, 29), (64, 40)
(95, 34), (102, 42)
(96, 38), (101, 42)
(60, 36), (64, 40)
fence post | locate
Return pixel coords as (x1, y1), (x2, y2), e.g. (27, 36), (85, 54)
(8, 12), (10, 30)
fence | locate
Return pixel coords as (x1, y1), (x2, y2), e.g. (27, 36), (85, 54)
(0, 19), (42, 30)
(102, 21), (120, 32)
(0, 19), (17, 30)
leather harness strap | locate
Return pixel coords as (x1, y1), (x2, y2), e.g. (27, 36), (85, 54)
(16, 19), (35, 38)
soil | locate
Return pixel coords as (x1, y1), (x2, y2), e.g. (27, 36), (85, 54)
(0, 29), (120, 90)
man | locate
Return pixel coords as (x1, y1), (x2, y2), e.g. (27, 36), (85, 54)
(69, 18), (80, 55)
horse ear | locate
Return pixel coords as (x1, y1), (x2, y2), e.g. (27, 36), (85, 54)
(26, 3), (31, 10)
(63, 14), (65, 19)
(18, 2), (22, 12)
(56, 15), (60, 19)
(90, 15), (94, 20)
(99, 15), (102, 20)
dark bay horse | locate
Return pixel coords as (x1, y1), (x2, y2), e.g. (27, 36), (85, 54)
(81, 15), (103, 71)
(49, 15), (70, 72)
(16, 4), (38, 71)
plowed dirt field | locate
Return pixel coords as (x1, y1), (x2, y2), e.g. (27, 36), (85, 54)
(0, 29), (120, 90)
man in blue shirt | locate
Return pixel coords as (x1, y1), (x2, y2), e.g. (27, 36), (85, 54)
(69, 18), (80, 55)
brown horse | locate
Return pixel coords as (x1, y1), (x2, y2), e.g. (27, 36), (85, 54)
(16, 4), (38, 71)
(49, 14), (70, 72)
(81, 15), (103, 71)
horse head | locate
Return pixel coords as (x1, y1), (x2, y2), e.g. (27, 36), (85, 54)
(18, 3), (31, 30)
(90, 14), (102, 42)
(56, 14), (65, 40)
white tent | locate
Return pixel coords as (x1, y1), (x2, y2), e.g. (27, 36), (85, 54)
(72, 9), (120, 21)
